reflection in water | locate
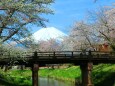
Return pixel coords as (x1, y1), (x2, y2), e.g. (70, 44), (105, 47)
(0, 77), (75, 86)
(38, 77), (75, 86)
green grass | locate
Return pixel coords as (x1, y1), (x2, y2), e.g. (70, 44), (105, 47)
(0, 69), (32, 86)
(93, 64), (115, 86)
(0, 64), (115, 86)
(39, 66), (81, 82)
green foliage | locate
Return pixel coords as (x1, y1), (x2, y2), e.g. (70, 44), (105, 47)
(93, 64), (115, 86)
(39, 66), (81, 82)
(0, 69), (32, 86)
(0, 64), (115, 86)
(39, 64), (115, 85)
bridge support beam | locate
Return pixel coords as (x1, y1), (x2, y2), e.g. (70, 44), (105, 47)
(32, 64), (39, 86)
(80, 62), (93, 86)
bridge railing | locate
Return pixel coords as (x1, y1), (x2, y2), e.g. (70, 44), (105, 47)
(89, 51), (115, 58)
(31, 51), (115, 59)
(30, 51), (95, 59)
(0, 51), (115, 62)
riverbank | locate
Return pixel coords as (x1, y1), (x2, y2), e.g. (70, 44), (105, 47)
(0, 64), (115, 86)
(40, 64), (115, 86)
(0, 66), (81, 85)
(0, 69), (32, 86)
(39, 66), (81, 83)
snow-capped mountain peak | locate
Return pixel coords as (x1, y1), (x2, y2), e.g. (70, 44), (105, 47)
(33, 27), (67, 41)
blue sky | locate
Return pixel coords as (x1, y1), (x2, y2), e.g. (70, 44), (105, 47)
(32, 0), (115, 34)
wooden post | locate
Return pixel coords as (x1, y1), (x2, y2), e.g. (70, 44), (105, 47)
(32, 64), (39, 86)
(53, 52), (56, 59)
(88, 50), (92, 60)
(80, 62), (93, 86)
(72, 52), (73, 58)
(31, 51), (39, 86)
(53, 52), (55, 56)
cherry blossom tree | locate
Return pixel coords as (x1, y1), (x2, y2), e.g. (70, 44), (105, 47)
(91, 4), (115, 50)
(69, 21), (99, 50)
(0, 0), (53, 44)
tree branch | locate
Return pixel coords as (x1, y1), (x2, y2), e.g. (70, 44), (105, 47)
(2, 21), (32, 42)
(0, 9), (15, 36)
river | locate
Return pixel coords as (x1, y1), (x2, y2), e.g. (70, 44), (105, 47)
(38, 77), (75, 86)
(0, 77), (75, 86)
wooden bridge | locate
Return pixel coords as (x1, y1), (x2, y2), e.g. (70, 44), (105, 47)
(0, 50), (115, 86)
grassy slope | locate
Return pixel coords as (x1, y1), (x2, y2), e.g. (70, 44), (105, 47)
(39, 66), (81, 83)
(93, 64), (115, 86)
(0, 64), (115, 86)
(0, 69), (32, 86)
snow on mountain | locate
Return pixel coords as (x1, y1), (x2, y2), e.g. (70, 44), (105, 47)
(32, 27), (67, 41)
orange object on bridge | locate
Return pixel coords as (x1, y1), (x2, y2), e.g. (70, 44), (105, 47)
(98, 43), (111, 52)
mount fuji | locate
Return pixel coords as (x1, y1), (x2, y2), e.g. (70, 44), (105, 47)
(32, 27), (67, 41)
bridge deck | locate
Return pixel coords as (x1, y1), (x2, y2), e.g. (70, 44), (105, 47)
(0, 51), (115, 66)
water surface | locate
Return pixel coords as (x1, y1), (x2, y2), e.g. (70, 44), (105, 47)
(0, 77), (75, 86)
(38, 77), (75, 86)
